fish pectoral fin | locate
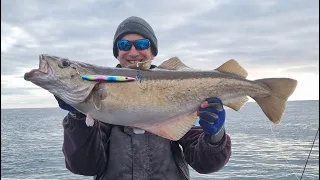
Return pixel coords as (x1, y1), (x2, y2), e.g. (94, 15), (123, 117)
(92, 94), (101, 110)
(215, 59), (248, 78)
(134, 112), (198, 141)
(157, 57), (192, 70)
(224, 96), (249, 111)
(85, 113), (95, 127)
(91, 83), (108, 110)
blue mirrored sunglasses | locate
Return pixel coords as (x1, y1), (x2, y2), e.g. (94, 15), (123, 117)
(117, 39), (150, 51)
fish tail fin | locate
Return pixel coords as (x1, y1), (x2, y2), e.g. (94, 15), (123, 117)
(253, 78), (298, 124)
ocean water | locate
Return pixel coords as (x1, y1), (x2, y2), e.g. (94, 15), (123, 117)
(1, 100), (319, 180)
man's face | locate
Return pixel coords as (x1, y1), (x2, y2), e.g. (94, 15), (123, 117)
(116, 34), (154, 69)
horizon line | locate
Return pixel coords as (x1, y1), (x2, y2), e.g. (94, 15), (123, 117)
(1, 99), (318, 110)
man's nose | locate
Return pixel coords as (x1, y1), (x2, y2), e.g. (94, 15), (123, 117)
(128, 46), (139, 57)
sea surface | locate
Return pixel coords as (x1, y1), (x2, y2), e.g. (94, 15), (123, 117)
(1, 100), (319, 180)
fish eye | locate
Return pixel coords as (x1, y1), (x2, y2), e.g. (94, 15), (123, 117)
(59, 58), (71, 68)
(62, 59), (71, 66)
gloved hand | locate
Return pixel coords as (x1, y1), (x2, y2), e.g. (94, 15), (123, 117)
(198, 97), (225, 136)
(54, 95), (79, 114)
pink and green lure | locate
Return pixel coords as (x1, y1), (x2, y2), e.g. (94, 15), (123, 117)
(81, 75), (136, 82)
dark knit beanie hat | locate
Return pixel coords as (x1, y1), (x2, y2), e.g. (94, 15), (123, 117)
(113, 16), (158, 58)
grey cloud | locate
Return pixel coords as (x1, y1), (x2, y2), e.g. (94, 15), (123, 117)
(1, 87), (39, 95)
(1, 0), (319, 106)
(156, 0), (319, 69)
(280, 65), (319, 75)
(2, 0), (318, 65)
(1, 51), (39, 75)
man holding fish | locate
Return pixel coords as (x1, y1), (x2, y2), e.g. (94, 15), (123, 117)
(56, 16), (231, 179)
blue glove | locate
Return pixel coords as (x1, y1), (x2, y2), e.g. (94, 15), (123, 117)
(198, 97), (225, 135)
(54, 95), (79, 113)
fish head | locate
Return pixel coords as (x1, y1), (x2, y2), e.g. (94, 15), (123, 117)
(24, 54), (99, 105)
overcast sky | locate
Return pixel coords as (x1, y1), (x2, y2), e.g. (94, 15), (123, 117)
(1, 0), (319, 109)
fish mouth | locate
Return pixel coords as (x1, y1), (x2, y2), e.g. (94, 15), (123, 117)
(24, 54), (52, 80)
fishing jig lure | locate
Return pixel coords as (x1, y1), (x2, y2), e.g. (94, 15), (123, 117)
(81, 75), (136, 82)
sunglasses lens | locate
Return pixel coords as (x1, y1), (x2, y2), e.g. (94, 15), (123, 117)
(134, 39), (150, 50)
(117, 40), (132, 51)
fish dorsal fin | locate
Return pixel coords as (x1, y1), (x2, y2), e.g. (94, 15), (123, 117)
(215, 59), (248, 78)
(157, 57), (192, 70)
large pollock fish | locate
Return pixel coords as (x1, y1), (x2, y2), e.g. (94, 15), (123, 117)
(23, 54), (298, 140)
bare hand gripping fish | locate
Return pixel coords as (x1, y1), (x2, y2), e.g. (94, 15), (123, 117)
(24, 54), (298, 140)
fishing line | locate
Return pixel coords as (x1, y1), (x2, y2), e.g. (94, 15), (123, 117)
(132, 60), (152, 90)
(136, 63), (144, 83)
(268, 122), (301, 180)
(300, 127), (319, 180)
(93, 99), (101, 110)
(69, 63), (98, 86)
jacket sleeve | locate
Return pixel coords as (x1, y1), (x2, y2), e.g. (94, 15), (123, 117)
(62, 112), (112, 176)
(178, 126), (231, 174)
